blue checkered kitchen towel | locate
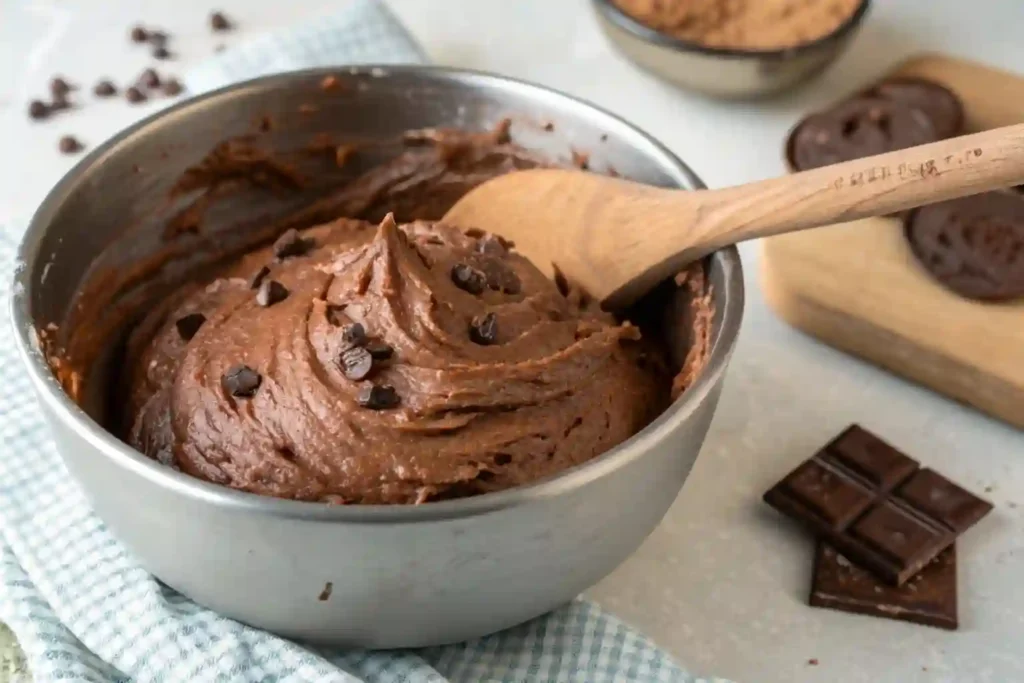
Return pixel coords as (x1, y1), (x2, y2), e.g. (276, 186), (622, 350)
(0, 2), (730, 681)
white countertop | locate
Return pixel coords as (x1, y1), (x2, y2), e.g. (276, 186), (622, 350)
(2, 1), (1023, 681)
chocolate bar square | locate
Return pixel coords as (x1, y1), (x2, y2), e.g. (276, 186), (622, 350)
(810, 542), (957, 630)
(764, 425), (992, 585)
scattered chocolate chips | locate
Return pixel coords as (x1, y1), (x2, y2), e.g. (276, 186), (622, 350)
(249, 265), (270, 289)
(469, 313), (498, 345)
(93, 80), (117, 97)
(153, 46), (172, 60)
(130, 25), (149, 43)
(365, 339), (394, 360)
(256, 279), (289, 307)
(28, 100), (49, 120)
(163, 78), (184, 96)
(342, 323), (367, 347)
(451, 263), (486, 295)
(174, 312), (206, 340)
(210, 11), (233, 31)
(139, 68), (161, 89)
(340, 346), (373, 380)
(58, 135), (83, 154)
(357, 384), (400, 410)
(272, 229), (314, 259)
(222, 365), (261, 397)
(125, 86), (147, 104)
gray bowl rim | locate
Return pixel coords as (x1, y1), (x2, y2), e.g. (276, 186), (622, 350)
(10, 64), (744, 525)
(592, 0), (871, 59)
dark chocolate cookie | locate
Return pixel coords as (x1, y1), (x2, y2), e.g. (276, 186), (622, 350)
(905, 191), (1024, 301)
(787, 97), (939, 172)
(867, 77), (964, 139)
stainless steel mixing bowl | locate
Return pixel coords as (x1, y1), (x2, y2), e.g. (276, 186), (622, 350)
(592, 0), (871, 98)
(11, 66), (743, 648)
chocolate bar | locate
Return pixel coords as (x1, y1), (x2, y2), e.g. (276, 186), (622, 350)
(810, 542), (958, 630)
(764, 425), (991, 585)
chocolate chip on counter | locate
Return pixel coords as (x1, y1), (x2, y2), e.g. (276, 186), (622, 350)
(451, 263), (486, 295)
(365, 339), (394, 360)
(273, 228), (314, 259)
(93, 80), (117, 97)
(58, 135), (83, 155)
(125, 86), (147, 104)
(28, 100), (49, 120)
(469, 313), (498, 345)
(148, 30), (169, 46)
(342, 322), (367, 347)
(130, 25), (149, 43)
(249, 265), (270, 289)
(210, 11), (233, 31)
(163, 78), (184, 96)
(256, 279), (289, 307)
(153, 46), (172, 60)
(50, 77), (72, 100)
(357, 384), (400, 410)
(139, 68), (161, 89)
(174, 312), (206, 340)
(340, 346), (373, 380)
(222, 365), (261, 397)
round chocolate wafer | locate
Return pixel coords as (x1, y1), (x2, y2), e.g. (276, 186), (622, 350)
(905, 191), (1024, 301)
(787, 97), (939, 172)
(867, 77), (964, 139)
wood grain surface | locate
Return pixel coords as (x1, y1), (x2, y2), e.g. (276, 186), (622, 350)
(762, 54), (1024, 428)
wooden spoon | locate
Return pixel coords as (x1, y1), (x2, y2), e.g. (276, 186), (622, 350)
(443, 123), (1024, 309)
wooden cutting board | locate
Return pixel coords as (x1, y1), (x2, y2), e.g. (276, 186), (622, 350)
(761, 54), (1024, 429)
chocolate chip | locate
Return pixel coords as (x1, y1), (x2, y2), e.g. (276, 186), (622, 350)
(139, 68), (161, 89)
(50, 77), (72, 100)
(174, 312), (206, 340)
(130, 25), (149, 43)
(482, 261), (521, 294)
(153, 46), (172, 60)
(256, 279), (289, 307)
(340, 346), (373, 380)
(451, 263), (486, 295)
(342, 322), (367, 346)
(249, 265), (270, 289)
(28, 100), (49, 120)
(469, 313), (498, 345)
(58, 135), (83, 154)
(357, 384), (399, 410)
(365, 339), (394, 360)
(148, 30), (169, 46)
(126, 86), (147, 104)
(477, 234), (507, 256)
(49, 91), (71, 111)
(93, 80), (117, 97)
(162, 78), (184, 96)
(222, 365), (261, 397)
(210, 11), (232, 31)
(273, 228), (314, 259)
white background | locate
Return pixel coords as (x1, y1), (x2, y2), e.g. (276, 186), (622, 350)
(2, 1), (1023, 681)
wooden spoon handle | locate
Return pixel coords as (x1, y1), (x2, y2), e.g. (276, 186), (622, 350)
(686, 123), (1024, 251)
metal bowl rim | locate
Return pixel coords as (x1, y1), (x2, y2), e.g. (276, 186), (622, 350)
(11, 64), (744, 524)
(592, 0), (871, 59)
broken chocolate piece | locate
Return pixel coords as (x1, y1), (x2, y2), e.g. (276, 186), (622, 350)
(340, 346), (373, 381)
(810, 542), (958, 630)
(28, 100), (49, 120)
(139, 68), (161, 89)
(222, 365), (261, 397)
(357, 384), (399, 410)
(50, 77), (72, 100)
(470, 313), (498, 345)
(256, 279), (289, 307)
(249, 265), (270, 290)
(93, 80), (117, 97)
(763, 424), (992, 585)
(130, 25), (149, 43)
(162, 78), (184, 96)
(174, 312), (206, 341)
(365, 339), (394, 360)
(210, 11), (232, 31)
(273, 228), (314, 259)
(125, 86), (147, 104)
(451, 263), (486, 295)
(58, 135), (83, 154)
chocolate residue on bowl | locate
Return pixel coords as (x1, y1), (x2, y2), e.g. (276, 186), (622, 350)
(43, 120), (714, 505)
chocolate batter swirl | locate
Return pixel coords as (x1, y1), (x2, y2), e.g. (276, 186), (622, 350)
(124, 214), (665, 504)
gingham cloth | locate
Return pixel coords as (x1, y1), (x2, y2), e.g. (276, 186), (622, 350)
(0, 2), (730, 681)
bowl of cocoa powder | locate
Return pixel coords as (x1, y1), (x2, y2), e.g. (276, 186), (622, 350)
(593, 0), (870, 98)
